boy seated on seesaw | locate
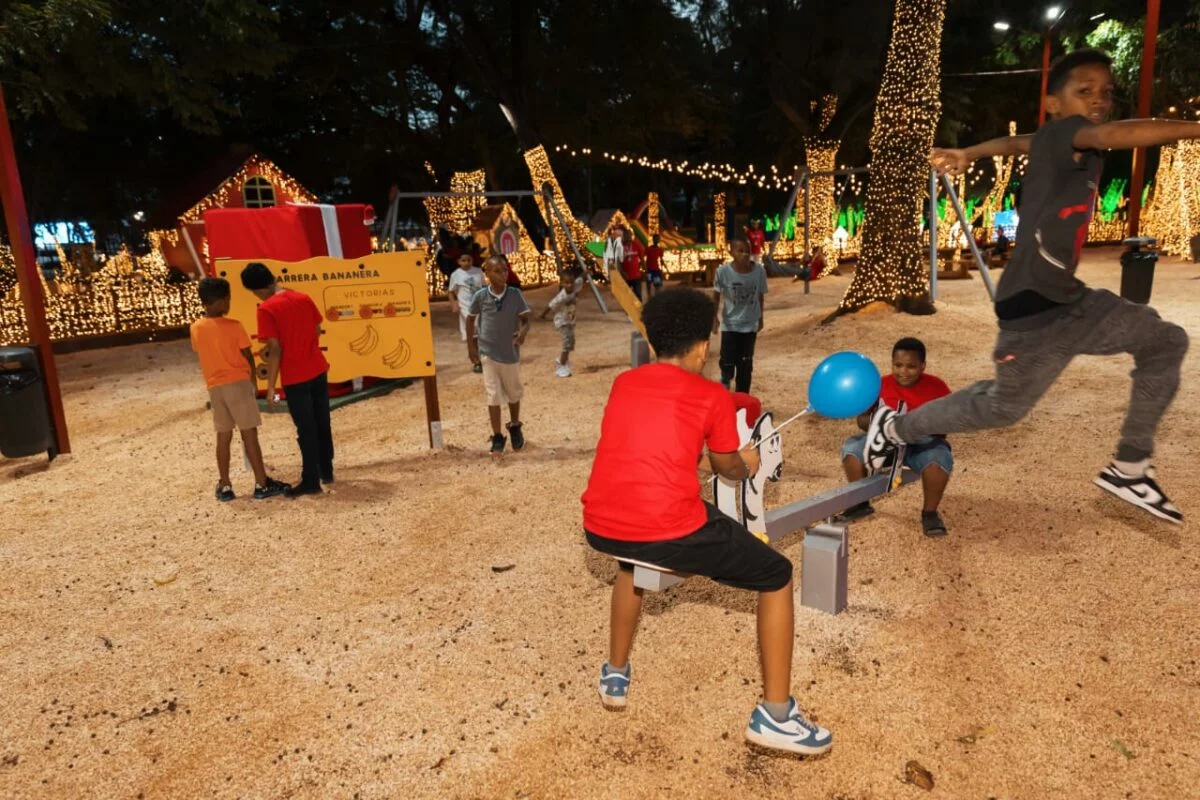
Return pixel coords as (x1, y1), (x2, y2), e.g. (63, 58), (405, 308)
(581, 287), (833, 757)
(839, 337), (953, 537)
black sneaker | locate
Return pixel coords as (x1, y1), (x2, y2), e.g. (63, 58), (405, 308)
(921, 510), (948, 537)
(507, 422), (525, 451)
(472, 363), (483, 374)
(836, 501), (875, 522)
(490, 433), (506, 456)
(253, 478), (290, 500)
(863, 405), (900, 472)
(285, 482), (323, 498)
(1094, 464), (1183, 524)
(215, 484), (235, 502)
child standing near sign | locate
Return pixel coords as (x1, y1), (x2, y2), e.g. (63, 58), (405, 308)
(447, 252), (485, 373)
(240, 262), (334, 498)
(468, 255), (532, 455)
(190, 278), (290, 502)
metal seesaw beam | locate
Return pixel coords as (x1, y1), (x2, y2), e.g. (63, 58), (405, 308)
(631, 470), (918, 591)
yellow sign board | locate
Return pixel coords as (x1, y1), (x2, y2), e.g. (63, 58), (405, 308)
(214, 252), (436, 384)
(607, 271), (651, 346)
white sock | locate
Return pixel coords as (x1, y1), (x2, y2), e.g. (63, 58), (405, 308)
(1113, 458), (1150, 477)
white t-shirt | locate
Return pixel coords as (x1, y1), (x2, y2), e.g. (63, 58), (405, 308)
(447, 267), (484, 312)
(548, 286), (579, 329)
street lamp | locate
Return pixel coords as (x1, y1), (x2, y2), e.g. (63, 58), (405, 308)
(1046, 5), (1062, 21)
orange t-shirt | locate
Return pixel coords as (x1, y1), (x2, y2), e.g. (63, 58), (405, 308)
(190, 316), (252, 389)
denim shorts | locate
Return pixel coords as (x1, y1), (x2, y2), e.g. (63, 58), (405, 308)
(841, 433), (953, 474)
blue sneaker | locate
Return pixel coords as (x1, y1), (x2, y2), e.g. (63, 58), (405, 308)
(598, 662), (630, 708)
(745, 697), (833, 755)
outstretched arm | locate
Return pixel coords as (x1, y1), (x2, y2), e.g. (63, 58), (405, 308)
(1074, 119), (1200, 152)
(930, 135), (1033, 175)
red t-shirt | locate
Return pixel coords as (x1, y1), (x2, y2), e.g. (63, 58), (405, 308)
(506, 264), (522, 287)
(621, 239), (645, 281)
(878, 373), (950, 413)
(256, 289), (329, 387)
(746, 227), (766, 255)
(644, 245), (664, 274)
(582, 364), (739, 541)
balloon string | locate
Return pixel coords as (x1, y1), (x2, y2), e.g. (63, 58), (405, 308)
(751, 406), (812, 446)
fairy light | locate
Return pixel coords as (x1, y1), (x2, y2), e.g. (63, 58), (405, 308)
(179, 155), (317, 224)
(524, 145), (598, 261)
(713, 192), (727, 248)
(805, 140), (839, 250)
(1144, 140), (1200, 259)
(551, 144), (797, 191)
(842, 0), (946, 311)
(647, 192), (660, 236)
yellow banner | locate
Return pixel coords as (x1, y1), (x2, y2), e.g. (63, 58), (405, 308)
(215, 252), (436, 384)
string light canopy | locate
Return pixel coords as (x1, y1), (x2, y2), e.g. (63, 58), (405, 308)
(841, 0), (947, 313)
(551, 144), (800, 191)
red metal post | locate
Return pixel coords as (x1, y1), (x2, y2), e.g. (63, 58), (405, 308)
(1038, 33), (1051, 126)
(1127, 0), (1161, 238)
(0, 83), (70, 455)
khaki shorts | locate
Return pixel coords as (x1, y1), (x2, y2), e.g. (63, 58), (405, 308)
(209, 380), (261, 433)
(481, 357), (523, 405)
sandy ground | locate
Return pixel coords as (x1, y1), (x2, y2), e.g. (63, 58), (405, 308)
(1, 247), (1198, 800)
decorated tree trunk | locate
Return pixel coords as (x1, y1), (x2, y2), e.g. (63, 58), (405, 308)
(840, 0), (946, 314)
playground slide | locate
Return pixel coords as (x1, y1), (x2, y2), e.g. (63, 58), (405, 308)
(627, 218), (706, 249)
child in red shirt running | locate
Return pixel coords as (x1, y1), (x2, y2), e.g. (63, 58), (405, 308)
(840, 337), (953, 535)
(619, 228), (645, 301)
(581, 287), (833, 757)
(643, 234), (664, 298)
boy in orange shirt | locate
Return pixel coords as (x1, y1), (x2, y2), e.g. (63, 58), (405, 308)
(190, 277), (290, 501)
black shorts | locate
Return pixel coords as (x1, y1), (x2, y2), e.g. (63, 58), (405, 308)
(586, 502), (792, 592)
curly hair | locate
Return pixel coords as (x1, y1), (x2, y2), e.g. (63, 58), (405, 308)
(641, 287), (715, 359)
(1047, 48), (1112, 95)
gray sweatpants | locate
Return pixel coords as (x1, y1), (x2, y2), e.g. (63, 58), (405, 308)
(895, 289), (1189, 462)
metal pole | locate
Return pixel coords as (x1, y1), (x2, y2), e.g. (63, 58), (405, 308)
(802, 173), (812, 294)
(1038, 33), (1051, 127)
(767, 168), (807, 261)
(0, 83), (70, 456)
(940, 174), (995, 300)
(929, 169), (939, 301)
(1127, 0), (1161, 238)
(542, 187), (607, 313)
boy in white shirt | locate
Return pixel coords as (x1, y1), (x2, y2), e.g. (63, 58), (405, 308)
(541, 269), (582, 377)
(446, 252), (485, 373)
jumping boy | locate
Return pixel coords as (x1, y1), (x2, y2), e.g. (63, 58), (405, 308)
(541, 269), (580, 378)
(841, 338), (953, 536)
(866, 48), (1191, 524)
(582, 287), (832, 756)
(190, 277), (289, 501)
(467, 255), (531, 455)
(447, 251), (485, 373)
(713, 238), (768, 393)
(240, 262), (334, 498)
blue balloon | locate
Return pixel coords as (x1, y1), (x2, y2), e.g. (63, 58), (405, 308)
(807, 351), (882, 419)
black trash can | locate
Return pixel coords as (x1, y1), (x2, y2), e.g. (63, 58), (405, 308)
(1119, 237), (1159, 305)
(0, 346), (52, 458)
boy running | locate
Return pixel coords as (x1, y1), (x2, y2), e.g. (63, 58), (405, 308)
(582, 287), (831, 755)
(866, 48), (1191, 524)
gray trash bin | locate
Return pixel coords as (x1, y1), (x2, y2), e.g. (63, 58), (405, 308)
(0, 346), (52, 458)
(1119, 237), (1158, 305)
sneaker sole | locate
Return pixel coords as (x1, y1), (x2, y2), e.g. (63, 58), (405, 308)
(744, 727), (833, 756)
(599, 690), (627, 709)
(1092, 477), (1183, 524)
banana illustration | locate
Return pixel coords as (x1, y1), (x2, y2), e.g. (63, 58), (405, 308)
(349, 324), (379, 355)
(382, 338), (412, 369)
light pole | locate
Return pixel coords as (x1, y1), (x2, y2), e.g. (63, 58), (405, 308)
(1127, 0), (1161, 237)
(996, 6), (1066, 127)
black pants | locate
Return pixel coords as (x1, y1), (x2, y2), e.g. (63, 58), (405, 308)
(719, 331), (757, 393)
(285, 372), (334, 487)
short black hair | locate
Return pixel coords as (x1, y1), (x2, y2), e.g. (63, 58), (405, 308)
(198, 277), (230, 306)
(641, 287), (715, 358)
(240, 262), (275, 291)
(1047, 48), (1112, 95)
(893, 337), (926, 363)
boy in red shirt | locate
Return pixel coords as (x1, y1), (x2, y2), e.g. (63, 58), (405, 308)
(619, 228), (645, 301)
(240, 262), (334, 498)
(581, 287), (833, 757)
(840, 337), (953, 535)
(643, 234), (664, 297)
(745, 218), (766, 264)
(190, 278), (289, 502)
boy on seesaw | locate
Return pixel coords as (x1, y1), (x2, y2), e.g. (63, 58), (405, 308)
(867, 48), (1191, 524)
(581, 287), (832, 757)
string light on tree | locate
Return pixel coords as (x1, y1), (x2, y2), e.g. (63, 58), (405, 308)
(713, 192), (727, 248)
(841, 0), (947, 313)
(1143, 140), (1200, 260)
(524, 145), (598, 262)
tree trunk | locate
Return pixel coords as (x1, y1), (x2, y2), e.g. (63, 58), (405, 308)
(840, 0), (946, 314)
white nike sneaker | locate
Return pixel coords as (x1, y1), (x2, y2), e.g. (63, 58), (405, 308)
(862, 405), (902, 472)
(1094, 464), (1183, 524)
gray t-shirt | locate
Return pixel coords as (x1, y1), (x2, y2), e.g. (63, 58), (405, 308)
(995, 115), (1101, 322)
(714, 262), (768, 333)
(468, 286), (530, 364)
